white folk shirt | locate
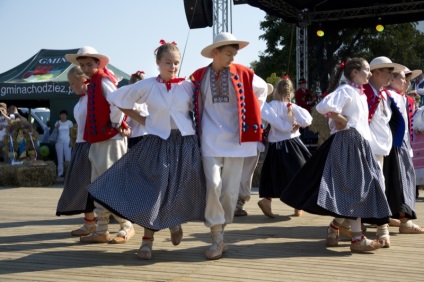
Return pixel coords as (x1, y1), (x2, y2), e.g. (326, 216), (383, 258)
(56, 120), (73, 143)
(367, 85), (393, 156)
(200, 69), (267, 157)
(103, 78), (125, 141)
(267, 100), (312, 142)
(127, 103), (149, 138)
(73, 94), (87, 143)
(316, 84), (371, 142)
(109, 77), (195, 140)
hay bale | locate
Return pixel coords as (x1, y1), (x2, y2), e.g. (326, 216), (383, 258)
(0, 163), (19, 186)
(15, 161), (56, 187)
(309, 106), (331, 146)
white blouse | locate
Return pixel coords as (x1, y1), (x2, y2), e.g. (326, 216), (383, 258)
(127, 103), (149, 138)
(267, 100), (312, 143)
(55, 120), (73, 143)
(73, 94), (87, 143)
(316, 84), (371, 142)
(109, 77), (195, 140)
(368, 86), (392, 156)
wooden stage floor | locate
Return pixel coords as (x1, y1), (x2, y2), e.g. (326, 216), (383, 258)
(1, 184), (424, 281)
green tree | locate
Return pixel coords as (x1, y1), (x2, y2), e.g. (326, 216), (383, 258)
(252, 16), (424, 93)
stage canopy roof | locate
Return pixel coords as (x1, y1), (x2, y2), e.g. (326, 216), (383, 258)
(243, 0), (424, 28)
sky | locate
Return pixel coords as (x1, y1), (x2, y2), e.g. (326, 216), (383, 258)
(0, 0), (267, 78)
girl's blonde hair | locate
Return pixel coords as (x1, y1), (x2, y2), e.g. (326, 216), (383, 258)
(156, 43), (180, 61)
(274, 77), (294, 101)
(274, 77), (295, 121)
(67, 65), (88, 80)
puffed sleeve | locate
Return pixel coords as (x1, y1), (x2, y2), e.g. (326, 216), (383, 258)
(293, 105), (313, 127)
(316, 86), (352, 115)
(109, 79), (152, 109)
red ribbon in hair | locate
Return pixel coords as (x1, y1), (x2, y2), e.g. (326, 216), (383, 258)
(131, 70), (145, 76)
(155, 40), (178, 55)
(282, 75), (291, 80)
(340, 61), (345, 69)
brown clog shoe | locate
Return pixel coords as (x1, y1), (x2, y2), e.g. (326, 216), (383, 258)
(170, 225), (183, 246)
(257, 199), (277, 218)
(110, 226), (135, 244)
(80, 232), (111, 243)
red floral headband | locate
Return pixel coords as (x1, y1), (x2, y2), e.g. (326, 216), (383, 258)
(282, 75), (291, 80)
(131, 70), (145, 77)
(154, 39), (177, 55)
(340, 61), (345, 69)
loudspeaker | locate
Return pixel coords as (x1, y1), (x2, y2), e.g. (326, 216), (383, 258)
(233, 0), (249, 4)
(183, 0), (213, 29)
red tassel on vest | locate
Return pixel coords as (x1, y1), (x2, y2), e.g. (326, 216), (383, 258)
(83, 70), (118, 143)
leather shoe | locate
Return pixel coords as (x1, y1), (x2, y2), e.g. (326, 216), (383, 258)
(110, 226), (135, 244)
(137, 238), (154, 260)
(257, 199), (277, 218)
(170, 226), (183, 246)
(205, 241), (228, 260)
(350, 236), (382, 253)
(80, 232), (110, 243)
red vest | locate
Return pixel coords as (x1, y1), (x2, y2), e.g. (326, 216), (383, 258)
(83, 70), (118, 143)
(190, 64), (263, 143)
(363, 83), (381, 123)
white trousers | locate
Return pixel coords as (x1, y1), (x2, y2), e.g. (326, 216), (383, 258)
(203, 156), (244, 227)
(55, 140), (71, 176)
(88, 138), (130, 233)
(238, 154), (260, 202)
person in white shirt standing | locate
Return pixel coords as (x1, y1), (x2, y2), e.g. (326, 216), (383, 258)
(85, 41), (206, 260)
(258, 77), (312, 218)
(190, 32), (267, 260)
(54, 110), (73, 177)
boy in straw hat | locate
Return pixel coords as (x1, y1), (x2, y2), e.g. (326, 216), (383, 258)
(190, 32), (268, 260)
(65, 46), (135, 244)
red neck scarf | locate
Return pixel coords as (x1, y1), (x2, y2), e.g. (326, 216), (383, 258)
(156, 76), (185, 91)
(348, 81), (365, 95)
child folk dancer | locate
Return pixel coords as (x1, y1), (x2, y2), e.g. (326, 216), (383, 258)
(190, 32), (267, 260)
(384, 66), (424, 234)
(127, 70), (149, 149)
(65, 46), (135, 244)
(258, 77), (312, 218)
(55, 66), (95, 236)
(281, 58), (392, 253)
(235, 83), (294, 217)
(86, 41), (206, 260)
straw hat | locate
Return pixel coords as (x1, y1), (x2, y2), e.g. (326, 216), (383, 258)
(65, 46), (109, 69)
(266, 83), (274, 96)
(369, 56), (403, 71)
(201, 32), (249, 58)
(403, 67), (422, 80)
